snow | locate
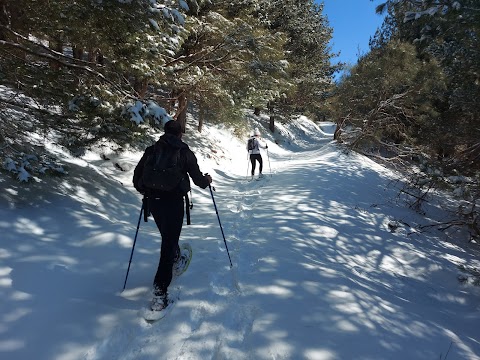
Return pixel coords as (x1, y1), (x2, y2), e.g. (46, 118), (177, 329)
(148, 18), (160, 31)
(178, 0), (189, 12)
(124, 100), (146, 124)
(1, 115), (480, 360)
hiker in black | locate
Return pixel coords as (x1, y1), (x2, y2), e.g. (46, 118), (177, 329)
(133, 120), (212, 306)
(247, 127), (268, 178)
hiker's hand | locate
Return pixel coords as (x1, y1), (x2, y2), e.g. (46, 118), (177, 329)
(266, 145), (268, 149)
(135, 185), (146, 195)
(205, 174), (212, 184)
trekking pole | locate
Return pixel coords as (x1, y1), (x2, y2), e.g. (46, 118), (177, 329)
(266, 147), (272, 176)
(122, 201), (144, 290)
(246, 154), (250, 179)
(208, 183), (233, 268)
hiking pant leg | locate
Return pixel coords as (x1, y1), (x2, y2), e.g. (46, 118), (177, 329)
(149, 196), (184, 295)
(251, 154), (262, 174)
(250, 155), (256, 175)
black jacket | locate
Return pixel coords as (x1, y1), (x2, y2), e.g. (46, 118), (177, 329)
(133, 133), (210, 197)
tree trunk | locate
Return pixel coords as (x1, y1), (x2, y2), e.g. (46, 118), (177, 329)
(96, 50), (104, 65)
(134, 78), (148, 99)
(268, 101), (275, 132)
(167, 89), (178, 113)
(88, 48), (104, 65)
(267, 101), (274, 113)
(175, 93), (188, 133)
(50, 39), (63, 69)
(198, 105), (204, 132)
(73, 45), (83, 60)
(334, 117), (346, 141)
(333, 126), (341, 141)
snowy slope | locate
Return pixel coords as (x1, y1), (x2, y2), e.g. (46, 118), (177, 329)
(1, 116), (479, 360)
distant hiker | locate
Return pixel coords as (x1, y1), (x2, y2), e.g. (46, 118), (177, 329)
(247, 127), (268, 178)
(133, 120), (212, 311)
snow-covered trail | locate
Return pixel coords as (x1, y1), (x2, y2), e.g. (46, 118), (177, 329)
(84, 142), (480, 360)
(2, 118), (479, 360)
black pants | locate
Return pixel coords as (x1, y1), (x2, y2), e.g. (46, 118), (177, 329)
(148, 195), (184, 296)
(250, 154), (263, 175)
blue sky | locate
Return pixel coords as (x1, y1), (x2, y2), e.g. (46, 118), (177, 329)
(319, 0), (386, 66)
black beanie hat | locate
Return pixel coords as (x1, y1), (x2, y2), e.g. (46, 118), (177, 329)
(164, 120), (182, 135)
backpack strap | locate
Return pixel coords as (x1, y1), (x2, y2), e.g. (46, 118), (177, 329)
(143, 196), (150, 222)
(185, 192), (191, 225)
(251, 137), (258, 151)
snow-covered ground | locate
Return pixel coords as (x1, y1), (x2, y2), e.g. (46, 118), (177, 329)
(1, 114), (479, 360)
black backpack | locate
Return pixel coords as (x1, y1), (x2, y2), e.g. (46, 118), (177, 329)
(142, 144), (185, 191)
(247, 137), (256, 151)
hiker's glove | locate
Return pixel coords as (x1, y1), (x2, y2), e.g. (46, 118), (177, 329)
(266, 145), (268, 149)
(134, 185), (145, 194)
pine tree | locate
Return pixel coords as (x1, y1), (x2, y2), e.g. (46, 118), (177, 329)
(0, 0), (188, 180)
(374, 0), (480, 173)
(162, 0), (292, 131)
(255, 0), (338, 120)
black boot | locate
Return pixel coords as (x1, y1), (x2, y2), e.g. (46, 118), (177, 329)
(150, 292), (168, 311)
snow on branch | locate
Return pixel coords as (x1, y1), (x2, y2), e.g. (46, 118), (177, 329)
(376, 0), (467, 22)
